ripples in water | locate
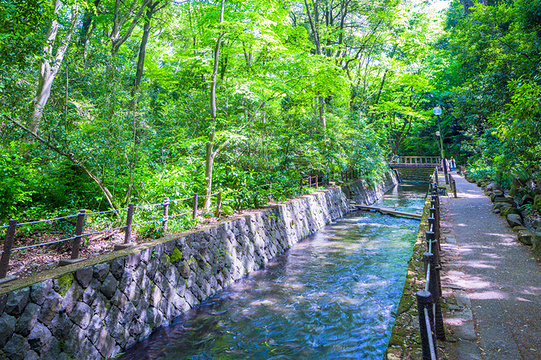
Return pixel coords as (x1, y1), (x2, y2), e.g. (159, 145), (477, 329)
(120, 183), (426, 360)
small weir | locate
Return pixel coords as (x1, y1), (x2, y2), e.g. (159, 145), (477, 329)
(120, 183), (427, 359)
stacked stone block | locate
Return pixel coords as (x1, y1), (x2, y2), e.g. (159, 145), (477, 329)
(0, 177), (395, 359)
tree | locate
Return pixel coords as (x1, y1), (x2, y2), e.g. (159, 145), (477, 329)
(29, 0), (79, 134)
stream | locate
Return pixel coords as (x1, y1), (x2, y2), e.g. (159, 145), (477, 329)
(120, 182), (427, 359)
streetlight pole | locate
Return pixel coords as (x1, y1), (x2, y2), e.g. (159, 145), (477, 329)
(433, 106), (448, 184)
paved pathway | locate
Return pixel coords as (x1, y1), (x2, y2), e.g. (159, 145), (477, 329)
(440, 173), (541, 360)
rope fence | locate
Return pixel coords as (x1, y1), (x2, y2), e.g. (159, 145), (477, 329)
(0, 190), (227, 281)
(0, 168), (365, 282)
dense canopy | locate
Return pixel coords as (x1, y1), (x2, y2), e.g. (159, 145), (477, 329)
(1, 0), (539, 226)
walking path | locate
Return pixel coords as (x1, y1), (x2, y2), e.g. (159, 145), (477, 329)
(439, 173), (541, 360)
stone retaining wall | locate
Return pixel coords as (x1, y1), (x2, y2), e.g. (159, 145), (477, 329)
(342, 172), (397, 204)
(0, 175), (397, 360)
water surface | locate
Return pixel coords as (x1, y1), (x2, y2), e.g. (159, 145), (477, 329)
(120, 183), (426, 359)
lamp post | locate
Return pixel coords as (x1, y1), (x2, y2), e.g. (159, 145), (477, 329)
(433, 106), (448, 184)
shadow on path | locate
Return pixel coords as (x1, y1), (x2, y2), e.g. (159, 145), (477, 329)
(441, 173), (541, 360)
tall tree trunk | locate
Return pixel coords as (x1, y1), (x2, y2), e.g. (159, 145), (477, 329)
(110, 0), (150, 57)
(132, 2), (158, 96)
(204, 0), (226, 210)
(30, 0), (79, 133)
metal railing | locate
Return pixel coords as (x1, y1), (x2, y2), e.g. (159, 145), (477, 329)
(417, 176), (446, 359)
(389, 156), (442, 167)
(0, 191), (223, 280)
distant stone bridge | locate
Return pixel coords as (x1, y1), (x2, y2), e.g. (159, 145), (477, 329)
(388, 156), (441, 182)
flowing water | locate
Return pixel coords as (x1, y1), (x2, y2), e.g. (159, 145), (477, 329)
(120, 183), (427, 360)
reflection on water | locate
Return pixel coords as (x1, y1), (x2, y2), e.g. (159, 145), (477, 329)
(120, 183), (426, 360)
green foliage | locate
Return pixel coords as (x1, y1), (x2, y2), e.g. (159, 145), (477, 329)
(0, 142), (40, 220)
(438, 0), (541, 187)
(0, 0), (446, 237)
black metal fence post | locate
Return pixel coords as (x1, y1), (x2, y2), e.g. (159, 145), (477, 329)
(417, 290), (438, 360)
(0, 220), (17, 279)
(425, 253), (446, 341)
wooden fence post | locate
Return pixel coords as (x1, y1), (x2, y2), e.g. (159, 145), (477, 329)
(163, 197), (170, 234)
(192, 193), (198, 219)
(0, 220), (17, 280)
(71, 210), (86, 260)
(115, 203), (135, 250)
(60, 211), (86, 265)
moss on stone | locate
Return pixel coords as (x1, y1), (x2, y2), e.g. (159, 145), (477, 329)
(57, 273), (74, 296)
(170, 246), (182, 262)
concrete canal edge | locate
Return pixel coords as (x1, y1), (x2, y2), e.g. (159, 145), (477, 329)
(385, 186), (441, 359)
(0, 173), (397, 360)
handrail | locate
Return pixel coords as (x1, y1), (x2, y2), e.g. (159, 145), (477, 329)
(416, 171), (445, 360)
(388, 156), (442, 167)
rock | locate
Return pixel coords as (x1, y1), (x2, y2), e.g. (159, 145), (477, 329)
(75, 339), (100, 360)
(75, 267), (94, 288)
(493, 202), (514, 211)
(25, 350), (39, 360)
(69, 302), (93, 329)
(518, 230), (533, 246)
(486, 183), (503, 192)
(507, 214), (523, 227)
(94, 328), (116, 359)
(104, 305), (121, 330)
(49, 313), (74, 340)
(534, 195), (541, 211)
(61, 280), (84, 315)
(30, 280), (53, 305)
(501, 207), (522, 219)
(3, 333), (30, 360)
(513, 226), (528, 232)
(40, 337), (61, 360)
(179, 260), (190, 279)
(63, 323), (85, 355)
(493, 196), (516, 206)
(0, 312), (16, 347)
(15, 303), (40, 336)
(490, 190), (504, 201)
(533, 220), (541, 231)
(27, 322), (52, 352)
(110, 257), (126, 280)
(520, 194), (535, 207)
(101, 273), (118, 300)
(38, 290), (63, 326)
(87, 315), (104, 345)
(93, 263), (110, 282)
(5, 288), (30, 316)
(532, 232), (541, 256)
